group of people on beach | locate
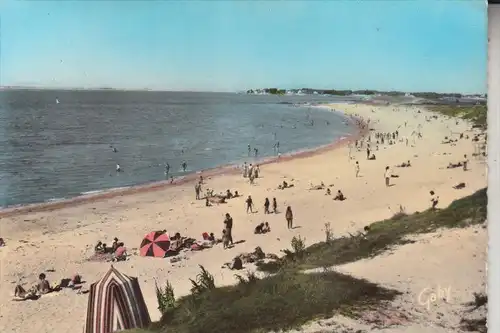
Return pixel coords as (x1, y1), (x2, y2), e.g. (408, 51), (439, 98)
(243, 162), (260, 184)
(94, 237), (128, 262)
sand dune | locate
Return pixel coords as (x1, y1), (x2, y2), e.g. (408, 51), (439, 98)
(0, 103), (487, 333)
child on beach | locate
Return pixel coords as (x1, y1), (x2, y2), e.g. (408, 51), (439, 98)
(430, 191), (439, 209)
(384, 166), (391, 186)
(222, 229), (230, 249)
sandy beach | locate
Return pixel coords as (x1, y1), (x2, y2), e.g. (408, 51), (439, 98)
(0, 103), (487, 333)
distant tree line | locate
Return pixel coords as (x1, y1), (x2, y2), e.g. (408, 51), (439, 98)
(246, 88), (484, 99)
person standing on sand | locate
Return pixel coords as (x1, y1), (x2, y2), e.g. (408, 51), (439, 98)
(249, 171), (255, 185)
(195, 182), (202, 200)
(223, 213), (234, 245)
(264, 198), (270, 214)
(246, 195), (254, 213)
(243, 162), (248, 178)
(366, 146), (370, 160)
(285, 206), (293, 229)
(355, 161), (360, 178)
(463, 154), (469, 171)
(272, 198), (278, 213)
(384, 166), (391, 187)
(430, 191), (439, 209)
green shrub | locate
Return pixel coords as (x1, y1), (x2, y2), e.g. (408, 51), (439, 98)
(155, 279), (176, 315)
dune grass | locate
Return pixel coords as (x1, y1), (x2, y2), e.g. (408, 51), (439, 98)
(150, 270), (398, 333)
(427, 104), (487, 127)
(129, 188), (486, 333)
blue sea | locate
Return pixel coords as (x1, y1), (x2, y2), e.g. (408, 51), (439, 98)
(0, 90), (359, 207)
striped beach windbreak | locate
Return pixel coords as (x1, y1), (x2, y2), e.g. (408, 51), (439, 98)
(85, 266), (151, 333)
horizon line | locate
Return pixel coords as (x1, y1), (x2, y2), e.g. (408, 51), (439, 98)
(0, 85), (486, 96)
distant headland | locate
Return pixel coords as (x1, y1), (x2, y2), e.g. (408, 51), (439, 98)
(244, 87), (486, 100)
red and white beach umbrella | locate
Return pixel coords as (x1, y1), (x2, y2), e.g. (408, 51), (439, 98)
(84, 266), (151, 333)
(139, 231), (171, 258)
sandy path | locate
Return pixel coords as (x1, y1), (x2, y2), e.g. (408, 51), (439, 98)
(0, 103), (486, 333)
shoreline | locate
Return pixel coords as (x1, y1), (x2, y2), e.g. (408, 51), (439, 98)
(0, 111), (367, 218)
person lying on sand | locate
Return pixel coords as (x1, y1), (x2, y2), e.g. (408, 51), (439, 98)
(207, 195), (226, 204)
(368, 154), (376, 160)
(0, 237), (5, 247)
(396, 160), (411, 168)
(14, 285), (39, 300)
(309, 182), (325, 190)
(453, 182), (466, 190)
(56, 274), (82, 290)
(278, 180), (294, 190)
(447, 162), (463, 169)
(333, 190), (346, 201)
(326, 188), (331, 195)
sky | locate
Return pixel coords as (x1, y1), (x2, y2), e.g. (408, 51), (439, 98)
(0, 0), (487, 93)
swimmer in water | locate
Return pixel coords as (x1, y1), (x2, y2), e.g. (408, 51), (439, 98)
(116, 164), (121, 172)
(165, 163), (170, 176)
(112, 147), (117, 153)
(182, 161), (187, 172)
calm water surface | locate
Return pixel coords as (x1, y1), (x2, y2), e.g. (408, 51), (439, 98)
(0, 90), (358, 207)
